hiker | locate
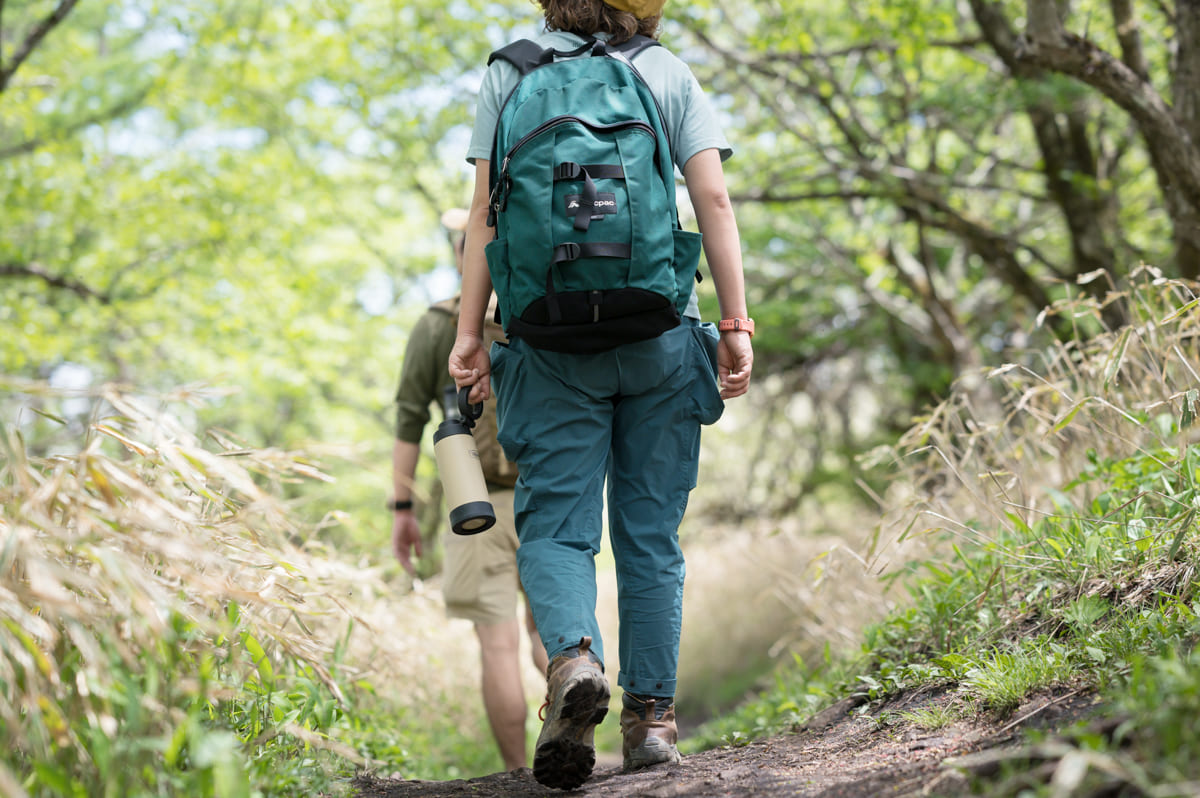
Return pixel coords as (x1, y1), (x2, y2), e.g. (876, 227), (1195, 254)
(449, 0), (754, 789)
(391, 207), (549, 772)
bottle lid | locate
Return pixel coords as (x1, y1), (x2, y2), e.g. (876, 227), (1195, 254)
(433, 417), (473, 444)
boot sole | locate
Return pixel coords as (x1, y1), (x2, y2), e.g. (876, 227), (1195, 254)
(533, 673), (610, 790)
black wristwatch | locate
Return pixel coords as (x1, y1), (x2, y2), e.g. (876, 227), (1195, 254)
(390, 499), (414, 511)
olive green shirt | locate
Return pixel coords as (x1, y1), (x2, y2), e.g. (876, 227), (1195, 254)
(394, 304), (457, 444)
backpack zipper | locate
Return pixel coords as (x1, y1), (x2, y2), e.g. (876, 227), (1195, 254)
(490, 117), (655, 221)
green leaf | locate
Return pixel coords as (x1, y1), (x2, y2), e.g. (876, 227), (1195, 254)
(1181, 389), (1198, 431)
(1052, 400), (1088, 435)
(1102, 327), (1131, 388)
(1044, 537), (1068, 560)
(1167, 509), (1196, 562)
(242, 633), (275, 685)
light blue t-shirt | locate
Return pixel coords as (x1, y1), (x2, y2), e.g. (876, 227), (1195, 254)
(466, 32), (731, 319)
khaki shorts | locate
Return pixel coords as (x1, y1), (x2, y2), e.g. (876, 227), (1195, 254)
(442, 489), (521, 625)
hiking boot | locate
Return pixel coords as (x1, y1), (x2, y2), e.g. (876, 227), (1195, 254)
(533, 636), (610, 790)
(620, 694), (682, 771)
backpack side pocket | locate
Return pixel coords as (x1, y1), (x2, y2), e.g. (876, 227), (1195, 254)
(484, 237), (511, 327)
(672, 228), (703, 315)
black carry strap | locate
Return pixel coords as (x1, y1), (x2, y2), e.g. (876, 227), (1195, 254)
(608, 34), (661, 60)
(488, 34), (661, 77)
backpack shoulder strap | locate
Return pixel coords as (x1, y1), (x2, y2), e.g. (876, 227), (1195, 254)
(610, 34), (661, 60)
(488, 39), (554, 77)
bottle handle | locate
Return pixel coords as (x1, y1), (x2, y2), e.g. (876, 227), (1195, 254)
(457, 386), (483, 428)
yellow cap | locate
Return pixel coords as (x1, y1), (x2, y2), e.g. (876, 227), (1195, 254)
(602, 0), (666, 18)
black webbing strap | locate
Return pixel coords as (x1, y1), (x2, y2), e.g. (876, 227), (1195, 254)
(488, 40), (554, 75)
(545, 242), (633, 323)
(610, 34), (661, 60)
(554, 163), (625, 181)
(555, 163), (626, 232)
(552, 242), (631, 263)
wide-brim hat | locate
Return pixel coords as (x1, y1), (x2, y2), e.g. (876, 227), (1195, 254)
(602, 0), (666, 18)
(440, 208), (470, 232)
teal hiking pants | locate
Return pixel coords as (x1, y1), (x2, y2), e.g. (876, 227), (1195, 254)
(489, 318), (724, 697)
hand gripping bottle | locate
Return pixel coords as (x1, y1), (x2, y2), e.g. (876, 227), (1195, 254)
(433, 387), (496, 535)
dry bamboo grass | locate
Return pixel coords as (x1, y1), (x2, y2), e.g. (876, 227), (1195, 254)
(865, 266), (1200, 573)
(0, 381), (416, 789)
(677, 516), (893, 707)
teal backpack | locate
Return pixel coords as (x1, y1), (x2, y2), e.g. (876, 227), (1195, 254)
(484, 35), (703, 353)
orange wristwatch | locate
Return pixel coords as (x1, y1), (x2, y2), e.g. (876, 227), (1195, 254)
(717, 317), (755, 337)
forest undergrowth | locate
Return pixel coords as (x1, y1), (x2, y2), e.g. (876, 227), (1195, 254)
(687, 268), (1200, 796)
(2, 268), (1199, 797)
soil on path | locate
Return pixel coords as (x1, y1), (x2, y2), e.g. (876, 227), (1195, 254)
(353, 684), (1105, 797)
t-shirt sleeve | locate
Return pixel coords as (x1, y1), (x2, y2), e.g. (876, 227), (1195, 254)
(466, 64), (507, 164)
(671, 68), (732, 170)
(393, 311), (452, 443)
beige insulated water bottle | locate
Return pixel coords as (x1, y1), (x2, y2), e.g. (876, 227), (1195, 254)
(433, 387), (496, 535)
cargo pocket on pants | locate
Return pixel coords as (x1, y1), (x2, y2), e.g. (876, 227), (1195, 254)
(689, 322), (725, 425)
(488, 341), (533, 468)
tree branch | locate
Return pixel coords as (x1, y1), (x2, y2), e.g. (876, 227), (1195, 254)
(0, 262), (113, 303)
(0, 0), (81, 94)
(1108, 0), (1149, 81)
(0, 87), (150, 160)
(1015, 31), (1200, 211)
(1025, 0), (1066, 42)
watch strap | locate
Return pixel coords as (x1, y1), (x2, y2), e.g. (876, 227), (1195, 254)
(718, 317), (755, 336)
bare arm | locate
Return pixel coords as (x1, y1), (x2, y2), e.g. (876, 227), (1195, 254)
(683, 148), (753, 398)
(449, 159), (496, 403)
(391, 439), (422, 573)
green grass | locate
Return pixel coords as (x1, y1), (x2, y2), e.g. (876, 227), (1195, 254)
(688, 272), (1200, 795)
(895, 703), (959, 731)
(959, 643), (1077, 714)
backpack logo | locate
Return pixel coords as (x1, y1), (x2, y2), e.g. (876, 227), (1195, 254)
(565, 192), (617, 220)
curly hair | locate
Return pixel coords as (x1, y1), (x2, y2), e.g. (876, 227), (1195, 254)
(535, 0), (661, 44)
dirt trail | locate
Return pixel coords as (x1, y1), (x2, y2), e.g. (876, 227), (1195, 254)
(353, 685), (1104, 797)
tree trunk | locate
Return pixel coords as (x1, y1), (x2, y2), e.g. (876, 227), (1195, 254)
(970, 0), (1122, 318)
(1021, 0), (1200, 278)
(1171, 0), (1200, 278)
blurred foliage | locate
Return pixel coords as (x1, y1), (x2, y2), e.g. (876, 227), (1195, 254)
(5, 0), (1199, 535)
(3, 2), (1200, 791)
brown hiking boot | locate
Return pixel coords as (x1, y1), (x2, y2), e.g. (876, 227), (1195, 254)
(620, 694), (682, 771)
(533, 636), (610, 790)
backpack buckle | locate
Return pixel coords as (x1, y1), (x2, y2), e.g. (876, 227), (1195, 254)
(553, 242), (581, 263)
(555, 162), (583, 181)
